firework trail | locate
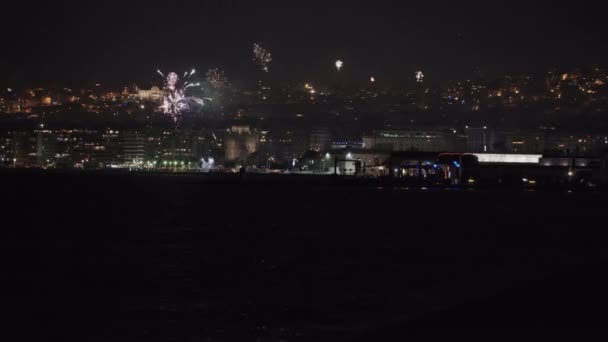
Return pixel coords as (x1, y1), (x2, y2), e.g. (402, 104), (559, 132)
(185, 83), (201, 89)
(192, 98), (205, 106)
(253, 43), (272, 72)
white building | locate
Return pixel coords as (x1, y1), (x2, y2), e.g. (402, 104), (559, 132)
(363, 130), (465, 152)
(136, 86), (165, 101)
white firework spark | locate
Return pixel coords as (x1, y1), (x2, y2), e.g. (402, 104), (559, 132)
(335, 60), (344, 71)
(157, 69), (206, 122)
(185, 83), (201, 89)
(166, 72), (179, 90)
(160, 91), (189, 120)
(206, 68), (229, 89)
(253, 43), (272, 72)
(416, 70), (425, 83)
(192, 98), (206, 106)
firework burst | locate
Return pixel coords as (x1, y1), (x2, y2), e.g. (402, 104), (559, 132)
(253, 43), (272, 72)
(335, 60), (344, 72)
(416, 70), (425, 83)
(157, 69), (206, 122)
(160, 90), (188, 119)
(206, 68), (229, 89)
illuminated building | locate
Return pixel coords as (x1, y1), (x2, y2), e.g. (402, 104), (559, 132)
(363, 130), (465, 152)
(309, 128), (331, 152)
(466, 127), (495, 153)
(539, 156), (598, 168)
(495, 132), (546, 154)
(5, 131), (36, 167)
(224, 126), (259, 162)
(121, 132), (145, 167)
(41, 97), (52, 106)
(35, 129), (58, 166)
(137, 86), (165, 101)
(473, 153), (542, 164)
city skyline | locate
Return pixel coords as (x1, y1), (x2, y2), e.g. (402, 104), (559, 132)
(4, 4), (608, 340)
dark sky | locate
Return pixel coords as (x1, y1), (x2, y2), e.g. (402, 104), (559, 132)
(2, 0), (607, 86)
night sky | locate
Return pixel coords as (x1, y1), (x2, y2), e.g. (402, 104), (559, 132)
(2, 0), (607, 86)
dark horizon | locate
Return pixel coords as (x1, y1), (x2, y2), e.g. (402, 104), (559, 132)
(2, 0), (608, 87)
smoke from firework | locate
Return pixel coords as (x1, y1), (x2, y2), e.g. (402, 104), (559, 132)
(253, 43), (272, 72)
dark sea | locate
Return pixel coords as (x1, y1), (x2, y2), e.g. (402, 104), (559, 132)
(2, 171), (608, 341)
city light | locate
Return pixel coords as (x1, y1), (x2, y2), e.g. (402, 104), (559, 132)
(474, 154), (542, 164)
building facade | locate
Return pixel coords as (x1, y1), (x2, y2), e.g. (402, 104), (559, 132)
(363, 130), (465, 152)
(309, 128), (332, 152)
(224, 126), (259, 162)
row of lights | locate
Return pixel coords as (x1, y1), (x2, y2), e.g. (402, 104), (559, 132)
(162, 161), (190, 166)
(324, 152), (354, 160)
(157, 158), (215, 167)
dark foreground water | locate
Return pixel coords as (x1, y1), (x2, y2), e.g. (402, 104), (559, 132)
(2, 172), (608, 341)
